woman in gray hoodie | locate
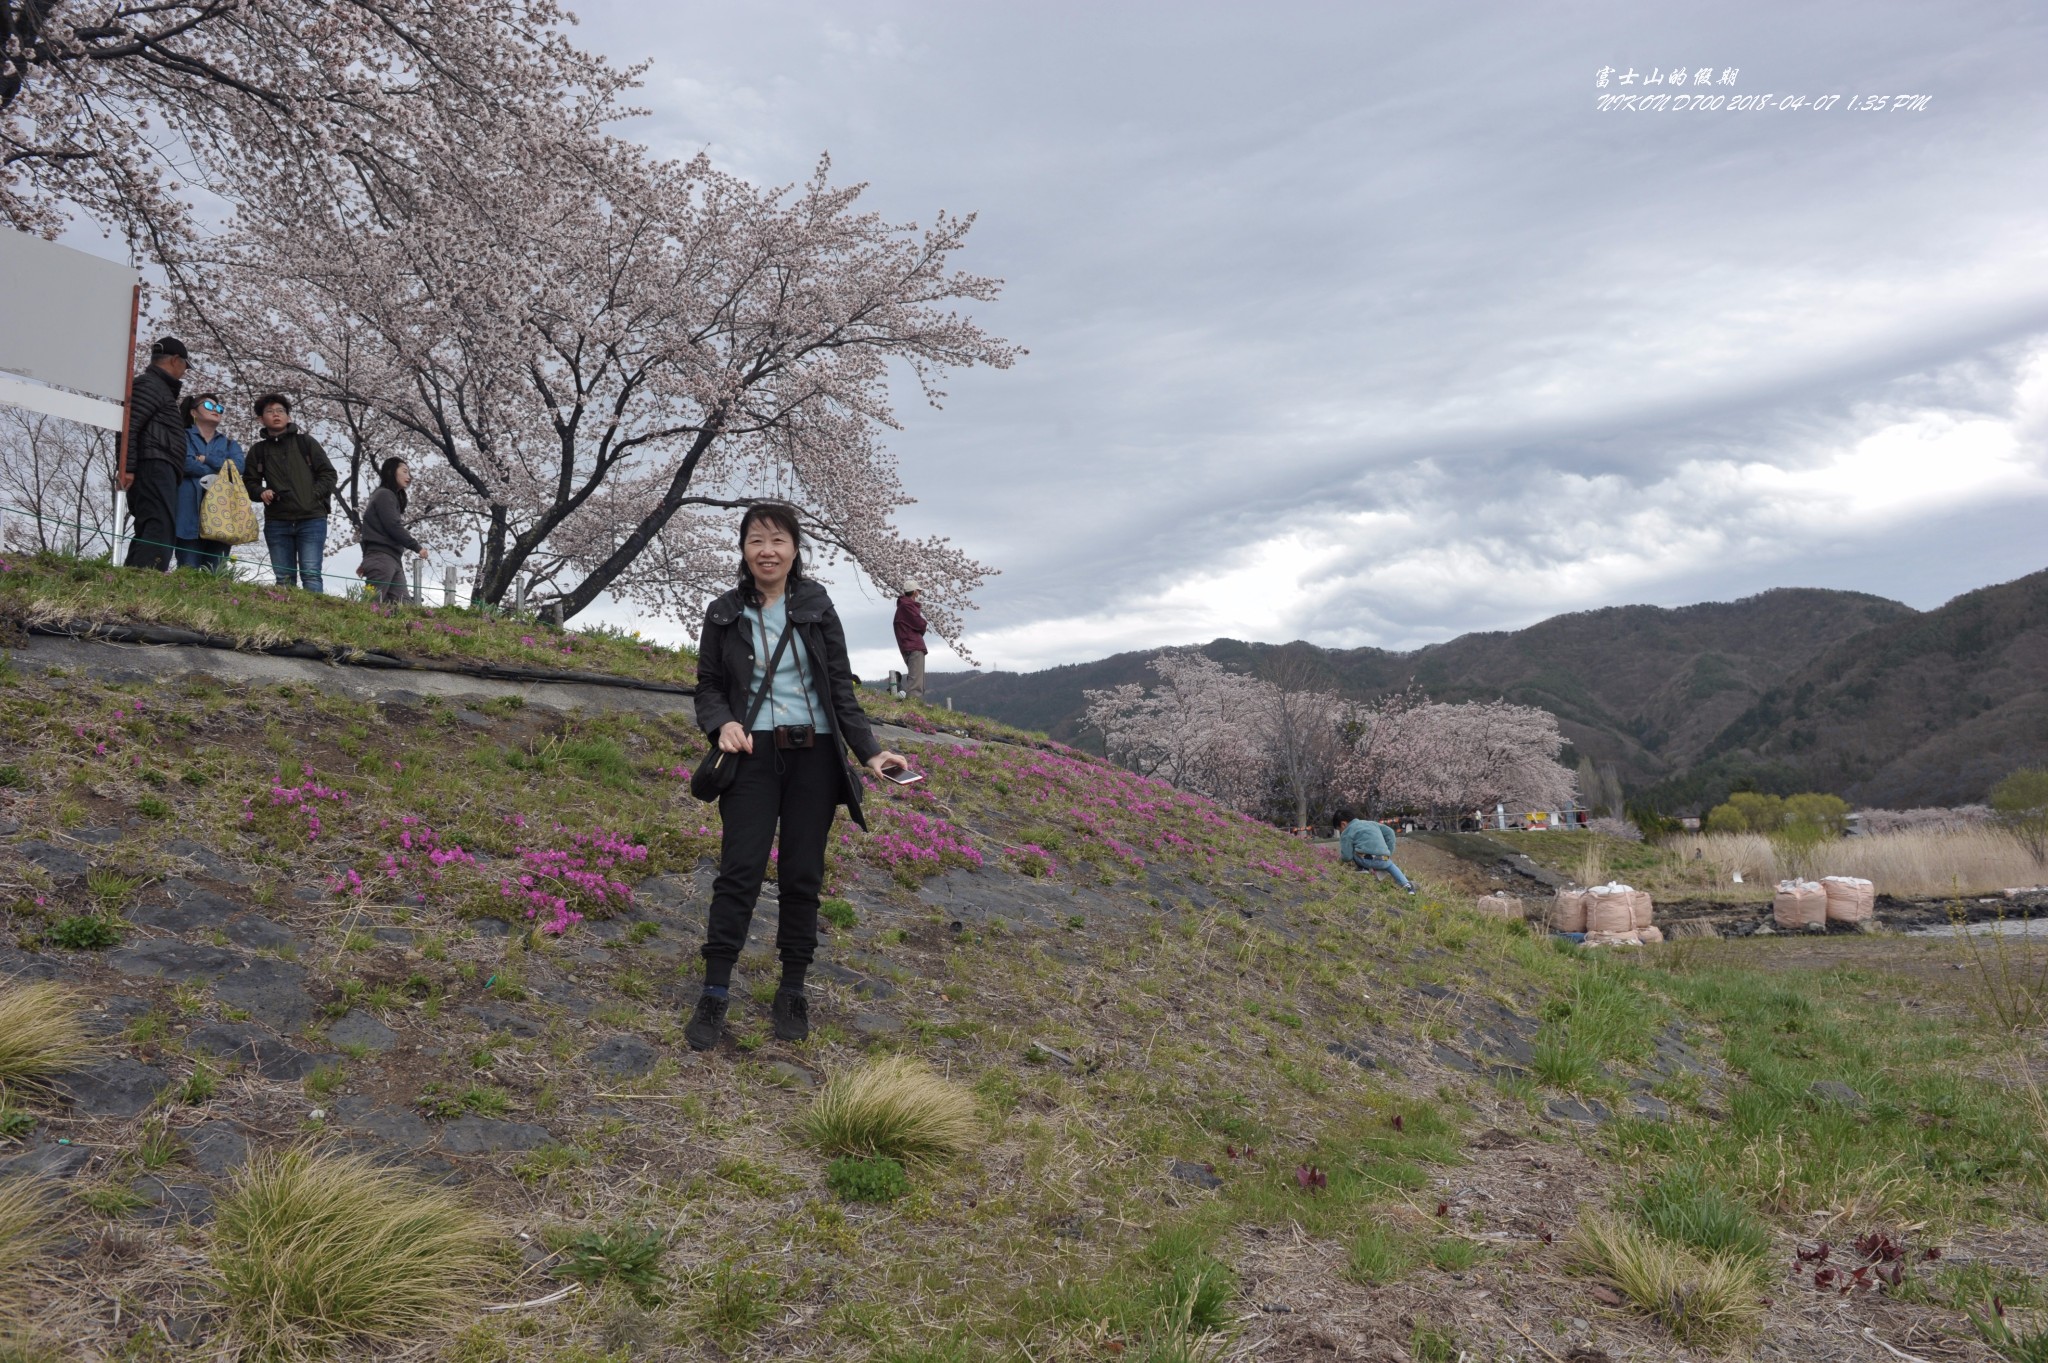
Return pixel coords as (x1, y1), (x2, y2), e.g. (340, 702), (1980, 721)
(359, 458), (425, 603)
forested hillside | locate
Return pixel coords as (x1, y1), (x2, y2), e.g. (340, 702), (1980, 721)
(928, 588), (1913, 792)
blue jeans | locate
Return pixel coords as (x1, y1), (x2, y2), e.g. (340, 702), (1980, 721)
(264, 517), (327, 592)
(1353, 855), (1413, 890)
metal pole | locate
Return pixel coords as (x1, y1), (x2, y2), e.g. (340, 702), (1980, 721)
(442, 563), (458, 608)
(411, 556), (423, 603)
(513, 577), (526, 613)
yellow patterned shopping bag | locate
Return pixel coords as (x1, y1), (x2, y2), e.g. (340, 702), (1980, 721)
(199, 462), (260, 545)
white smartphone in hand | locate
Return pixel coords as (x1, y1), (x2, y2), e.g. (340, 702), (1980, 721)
(881, 766), (925, 786)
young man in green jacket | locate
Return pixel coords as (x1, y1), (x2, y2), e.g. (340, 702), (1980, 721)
(244, 394), (337, 592)
(1335, 808), (1416, 893)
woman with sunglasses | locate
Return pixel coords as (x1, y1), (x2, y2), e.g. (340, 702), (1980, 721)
(175, 394), (246, 571)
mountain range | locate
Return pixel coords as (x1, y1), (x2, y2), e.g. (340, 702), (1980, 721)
(926, 567), (2048, 810)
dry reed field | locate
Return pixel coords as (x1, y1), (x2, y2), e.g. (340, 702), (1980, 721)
(1675, 827), (2046, 898)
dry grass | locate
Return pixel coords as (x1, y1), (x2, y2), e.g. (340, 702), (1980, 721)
(0, 983), (102, 1095)
(1676, 828), (2045, 898)
(1567, 1213), (1765, 1348)
(211, 1149), (501, 1360)
(0, 1179), (54, 1325)
(798, 1055), (982, 1164)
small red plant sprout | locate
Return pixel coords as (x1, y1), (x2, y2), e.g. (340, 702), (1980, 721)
(1435, 1201), (1449, 1219)
(1390, 1114), (1404, 1132)
(1795, 1242), (1831, 1264)
(1294, 1164), (1327, 1193)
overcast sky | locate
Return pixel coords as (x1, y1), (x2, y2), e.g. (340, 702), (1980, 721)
(476, 4), (2048, 673)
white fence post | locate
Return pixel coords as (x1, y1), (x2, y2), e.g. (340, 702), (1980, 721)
(442, 563), (458, 608)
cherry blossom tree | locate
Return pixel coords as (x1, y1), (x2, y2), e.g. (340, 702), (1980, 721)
(1085, 652), (1267, 810)
(1091, 652), (1577, 826)
(2, 0), (628, 253)
(184, 132), (1017, 644)
(1342, 697), (1575, 819)
(0, 406), (118, 553)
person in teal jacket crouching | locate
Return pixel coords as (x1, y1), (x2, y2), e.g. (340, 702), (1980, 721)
(1335, 808), (1416, 893)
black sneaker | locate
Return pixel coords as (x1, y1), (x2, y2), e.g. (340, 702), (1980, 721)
(684, 992), (729, 1051)
(771, 989), (811, 1043)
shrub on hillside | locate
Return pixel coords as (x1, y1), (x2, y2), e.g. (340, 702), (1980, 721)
(211, 1150), (500, 1358)
(800, 1056), (980, 1163)
(0, 983), (103, 1093)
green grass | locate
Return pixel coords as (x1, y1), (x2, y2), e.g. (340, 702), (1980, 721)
(826, 1155), (911, 1203)
(692, 1258), (778, 1344)
(46, 915), (120, 951)
(1621, 957), (2047, 1224)
(0, 552), (695, 683)
(1344, 1221), (1415, 1285)
(556, 1226), (666, 1306)
(211, 1149), (500, 1359)
(1630, 1164), (1772, 1265)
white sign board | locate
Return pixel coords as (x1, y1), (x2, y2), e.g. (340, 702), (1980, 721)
(0, 231), (137, 430)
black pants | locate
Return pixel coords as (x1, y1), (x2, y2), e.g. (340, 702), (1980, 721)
(123, 459), (178, 571)
(701, 736), (842, 988)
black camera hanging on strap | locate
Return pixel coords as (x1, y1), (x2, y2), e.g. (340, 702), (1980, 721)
(689, 617), (797, 802)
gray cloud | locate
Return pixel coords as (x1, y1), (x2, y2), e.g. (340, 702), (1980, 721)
(570, 0), (2048, 675)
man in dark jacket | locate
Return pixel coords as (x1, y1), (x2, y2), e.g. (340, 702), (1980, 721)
(121, 337), (189, 571)
(243, 393), (337, 592)
(892, 581), (928, 700)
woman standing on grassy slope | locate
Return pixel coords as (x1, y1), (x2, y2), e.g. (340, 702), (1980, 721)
(357, 458), (427, 604)
(685, 503), (911, 1051)
(174, 393), (244, 571)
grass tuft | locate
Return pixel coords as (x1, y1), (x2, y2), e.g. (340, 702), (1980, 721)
(0, 1179), (54, 1324)
(211, 1148), (500, 1359)
(800, 1055), (981, 1163)
(0, 983), (103, 1094)
(1568, 1213), (1764, 1347)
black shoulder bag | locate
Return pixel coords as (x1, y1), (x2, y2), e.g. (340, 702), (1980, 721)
(689, 615), (796, 802)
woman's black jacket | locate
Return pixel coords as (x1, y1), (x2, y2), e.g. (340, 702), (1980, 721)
(695, 579), (882, 830)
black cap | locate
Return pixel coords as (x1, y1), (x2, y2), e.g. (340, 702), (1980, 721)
(150, 336), (189, 359)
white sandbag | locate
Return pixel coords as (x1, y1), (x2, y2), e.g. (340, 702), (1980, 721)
(1638, 925), (1663, 945)
(1631, 889), (1655, 931)
(1774, 879), (1827, 930)
(1820, 875), (1874, 924)
(1585, 883), (1635, 935)
(1475, 893), (1524, 920)
(1551, 888), (1588, 933)
(1583, 930), (1645, 947)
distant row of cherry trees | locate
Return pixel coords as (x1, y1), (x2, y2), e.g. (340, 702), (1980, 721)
(1084, 652), (1576, 828)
